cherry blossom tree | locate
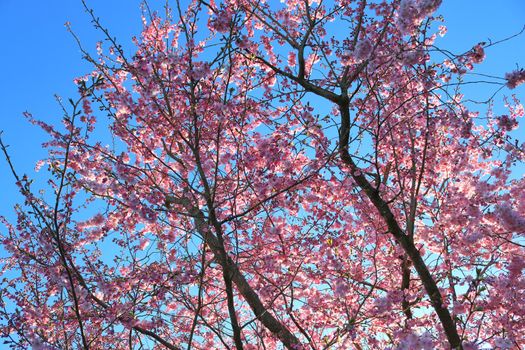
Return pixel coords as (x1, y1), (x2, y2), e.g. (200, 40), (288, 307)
(1, 1), (524, 349)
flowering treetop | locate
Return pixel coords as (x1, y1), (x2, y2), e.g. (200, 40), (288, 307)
(1, 1), (524, 349)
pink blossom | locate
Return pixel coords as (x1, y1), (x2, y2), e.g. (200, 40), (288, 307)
(333, 280), (349, 297)
(34, 159), (46, 172)
(138, 238), (150, 250)
(497, 114), (518, 132)
(505, 69), (525, 89)
(397, 0), (442, 34)
(96, 41), (103, 55)
(494, 203), (525, 233)
(469, 44), (485, 64)
(31, 339), (45, 350)
(288, 51), (296, 67)
(438, 25), (447, 37)
(82, 98), (93, 115)
(4, 2), (525, 349)
(463, 342), (479, 350)
(354, 38), (373, 61)
(507, 256), (525, 277)
(395, 332), (434, 350)
(210, 9), (233, 33)
(494, 337), (513, 349)
(374, 296), (391, 313)
(419, 0), (442, 14)
(403, 49), (425, 65)
(31, 339), (56, 350)
(461, 119), (473, 138)
(397, 0), (419, 34)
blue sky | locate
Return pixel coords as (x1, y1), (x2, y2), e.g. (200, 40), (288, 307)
(0, 0), (524, 222)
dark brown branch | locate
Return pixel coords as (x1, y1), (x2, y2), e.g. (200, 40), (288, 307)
(337, 101), (463, 350)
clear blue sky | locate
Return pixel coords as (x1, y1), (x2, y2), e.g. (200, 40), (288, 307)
(0, 0), (524, 223)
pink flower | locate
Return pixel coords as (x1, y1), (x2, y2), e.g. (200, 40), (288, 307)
(497, 114), (518, 132)
(82, 98), (93, 115)
(210, 9), (233, 33)
(463, 342), (479, 350)
(395, 332), (434, 350)
(138, 238), (150, 250)
(374, 296), (391, 313)
(31, 339), (56, 350)
(507, 256), (525, 278)
(397, 0), (442, 34)
(31, 339), (45, 350)
(354, 38), (373, 61)
(333, 280), (349, 297)
(397, 0), (419, 34)
(469, 44), (485, 64)
(494, 337), (513, 350)
(461, 119), (473, 138)
(403, 49), (425, 65)
(505, 69), (525, 89)
(438, 25), (447, 37)
(288, 51), (296, 67)
(419, 0), (442, 16)
(494, 203), (525, 233)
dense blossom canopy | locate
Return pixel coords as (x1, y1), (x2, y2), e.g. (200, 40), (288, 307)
(1, 1), (524, 349)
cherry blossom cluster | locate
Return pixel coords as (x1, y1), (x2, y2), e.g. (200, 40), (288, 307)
(397, 0), (443, 34)
(505, 68), (525, 89)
